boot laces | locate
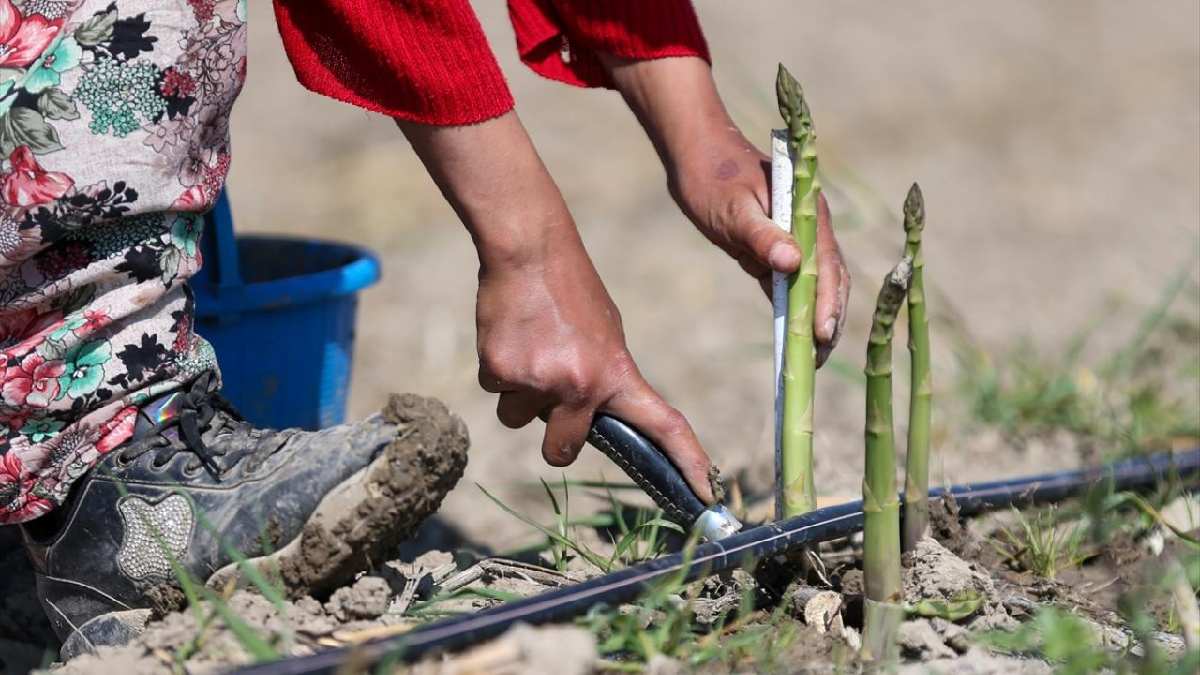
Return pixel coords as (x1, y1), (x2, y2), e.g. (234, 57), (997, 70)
(119, 374), (252, 476)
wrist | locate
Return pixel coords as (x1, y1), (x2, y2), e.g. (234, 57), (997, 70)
(396, 112), (586, 275)
(602, 55), (734, 171)
(472, 207), (581, 276)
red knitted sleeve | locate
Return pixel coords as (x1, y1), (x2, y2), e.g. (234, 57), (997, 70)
(272, 0), (516, 126)
(507, 0), (711, 89)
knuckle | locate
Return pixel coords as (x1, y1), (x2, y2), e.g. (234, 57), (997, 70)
(559, 366), (592, 404)
(659, 407), (691, 437)
(747, 224), (776, 254)
(477, 349), (506, 379)
(609, 351), (638, 380)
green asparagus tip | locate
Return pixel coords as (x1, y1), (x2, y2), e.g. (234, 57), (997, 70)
(903, 183), (925, 234)
(775, 64), (813, 133)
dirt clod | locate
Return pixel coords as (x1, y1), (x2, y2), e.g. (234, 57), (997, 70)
(410, 624), (595, 675)
(692, 569), (755, 625)
(928, 495), (984, 560)
(325, 575), (391, 621)
(898, 619), (957, 660)
(144, 583), (186, 618)
(897, 648), (1053, 674)
(903, 538), (994, 605)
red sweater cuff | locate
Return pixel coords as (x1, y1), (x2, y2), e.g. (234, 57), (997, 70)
(508, 0), (711, 89)
(273, 0), (515, 126)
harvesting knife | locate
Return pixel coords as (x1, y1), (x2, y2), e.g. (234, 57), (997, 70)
(588, 414), (743, 542)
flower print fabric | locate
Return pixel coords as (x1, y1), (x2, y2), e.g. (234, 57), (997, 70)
(0, 0), (247, 524)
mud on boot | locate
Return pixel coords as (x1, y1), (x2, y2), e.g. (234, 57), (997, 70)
(18, 373), (469, 658)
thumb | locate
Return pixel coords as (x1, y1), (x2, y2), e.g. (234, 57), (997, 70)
(735, 201), (801, 275)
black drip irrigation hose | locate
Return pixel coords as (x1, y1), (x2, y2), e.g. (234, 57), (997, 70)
(236, 449), (1200, 675)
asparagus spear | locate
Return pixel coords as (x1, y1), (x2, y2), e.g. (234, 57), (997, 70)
(775, 64), (820, 518)
(902, 183), (932, 552)
(862, 256), (913, 662)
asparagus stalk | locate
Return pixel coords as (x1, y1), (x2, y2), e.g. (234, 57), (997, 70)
(775, 64), (820, 518)
(902, 183), (932, 552)
(862, 256), (913, 662)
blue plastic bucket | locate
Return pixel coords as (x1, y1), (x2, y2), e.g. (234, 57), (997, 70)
(191, 191), (381, 430)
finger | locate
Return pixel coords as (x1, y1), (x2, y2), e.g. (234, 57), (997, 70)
(813, 193), (847, 347)
(541, 403), (593, 467)
(817, 265), (851, 368)
(604, 379), (716, 505)
(496, 390), (546, 429)
(477, 365), (511, 394)
(732, 195), (802, 275)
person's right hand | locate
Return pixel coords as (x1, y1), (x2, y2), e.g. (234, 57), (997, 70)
(474, 226), (716, 503)
(396, 112), (717, 504)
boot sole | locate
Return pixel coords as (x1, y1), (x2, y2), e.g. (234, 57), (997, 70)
(206, 393), (469, 597)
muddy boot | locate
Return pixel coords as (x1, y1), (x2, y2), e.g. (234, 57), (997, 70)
(18, 372), (469, 659)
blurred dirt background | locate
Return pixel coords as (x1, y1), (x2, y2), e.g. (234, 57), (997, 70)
(226, 1), (1200, 552)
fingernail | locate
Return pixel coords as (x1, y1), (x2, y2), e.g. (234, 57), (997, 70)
(768, 242), (800, 270)
(822, 317), (837, 341)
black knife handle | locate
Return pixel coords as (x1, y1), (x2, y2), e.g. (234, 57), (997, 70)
(587, 414), (707, 526)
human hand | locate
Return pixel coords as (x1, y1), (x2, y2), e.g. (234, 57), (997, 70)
(396, 113), (716, 503)
(670, 133), (849, 365)
(474, 230), (715, 503)
(603, 56), (850, 365)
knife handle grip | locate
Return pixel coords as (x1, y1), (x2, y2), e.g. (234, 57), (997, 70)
(587, 414), (707, 526)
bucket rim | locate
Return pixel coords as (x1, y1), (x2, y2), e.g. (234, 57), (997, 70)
(193, 234), (381, 316)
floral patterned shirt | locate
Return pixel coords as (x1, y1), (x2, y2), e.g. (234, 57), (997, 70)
(0, 0), (245, 523)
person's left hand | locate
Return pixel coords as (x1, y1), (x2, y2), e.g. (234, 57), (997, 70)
(668, 127), (850, 366)
(602, 55), (850, 366)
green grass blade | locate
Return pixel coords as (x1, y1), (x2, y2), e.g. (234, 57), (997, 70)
(477, 483), (610, 572)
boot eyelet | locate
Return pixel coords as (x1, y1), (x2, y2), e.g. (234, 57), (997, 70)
(182, 462), (203, 478)
(150, 457), (171, 472)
